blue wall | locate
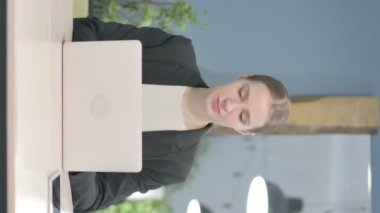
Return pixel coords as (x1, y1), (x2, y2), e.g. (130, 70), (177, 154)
(183, 0), (379, 211)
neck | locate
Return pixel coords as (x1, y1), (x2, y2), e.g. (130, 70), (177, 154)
(182, 87), (211, 129)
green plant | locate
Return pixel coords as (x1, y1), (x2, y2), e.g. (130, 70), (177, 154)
(95, 199), (172, 213)
(93, 0), (208, 32)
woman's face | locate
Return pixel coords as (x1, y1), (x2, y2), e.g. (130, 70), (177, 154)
(205, 78), (273, 134)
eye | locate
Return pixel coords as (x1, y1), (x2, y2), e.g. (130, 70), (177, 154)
(238, 87), (243, 99)
(239, 84), (249, 100)
(240, 111), (248, 125)
(239, 112), (244, 124)
(238, 85), (246, 98)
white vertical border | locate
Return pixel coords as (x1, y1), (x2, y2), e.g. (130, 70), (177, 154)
(48, 171), (60, 213)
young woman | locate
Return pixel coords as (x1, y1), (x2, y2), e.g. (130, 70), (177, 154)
(54, 17), (290, 212)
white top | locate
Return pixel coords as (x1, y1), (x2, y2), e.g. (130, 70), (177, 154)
(142, 84), (188, 131)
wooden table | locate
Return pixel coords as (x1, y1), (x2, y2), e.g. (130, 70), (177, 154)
(7, 0), (73, 212)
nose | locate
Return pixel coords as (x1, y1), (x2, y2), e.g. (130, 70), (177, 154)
(222, 98), (244, 113)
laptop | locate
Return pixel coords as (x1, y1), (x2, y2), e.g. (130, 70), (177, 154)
(63, 40), (142, 172)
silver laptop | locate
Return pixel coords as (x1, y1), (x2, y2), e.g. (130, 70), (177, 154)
(63, 40), (142, 172)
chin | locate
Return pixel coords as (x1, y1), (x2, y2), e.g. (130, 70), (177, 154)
(211, 119), (227, 127)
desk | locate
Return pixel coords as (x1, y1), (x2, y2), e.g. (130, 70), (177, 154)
(7, 0), (72, 212)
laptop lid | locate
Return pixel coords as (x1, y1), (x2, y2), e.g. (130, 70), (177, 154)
(63, 40), (142, 172)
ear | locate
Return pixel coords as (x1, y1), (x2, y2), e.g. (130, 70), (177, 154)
(234, 128), (255, 136)
(236, 74), (255, 80)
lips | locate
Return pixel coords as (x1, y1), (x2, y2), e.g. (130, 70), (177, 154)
(212, 97), (220, 114)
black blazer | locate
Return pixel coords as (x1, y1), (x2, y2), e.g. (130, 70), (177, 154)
(54, 18), (212, 212)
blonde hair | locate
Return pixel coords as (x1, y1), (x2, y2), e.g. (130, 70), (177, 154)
(246, 75), (291, 134)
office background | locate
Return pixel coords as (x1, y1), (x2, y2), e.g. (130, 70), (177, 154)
(177, 0), (379, 212)
(1, 0), (378, 212)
